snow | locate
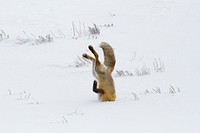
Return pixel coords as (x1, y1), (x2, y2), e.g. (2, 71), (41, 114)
(0, 0), (200, 132)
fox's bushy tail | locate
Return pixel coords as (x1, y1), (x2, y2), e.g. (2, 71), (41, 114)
(100, 42), (116, 72)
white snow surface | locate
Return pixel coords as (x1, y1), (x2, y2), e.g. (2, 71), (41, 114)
(0, 0), (200, 132)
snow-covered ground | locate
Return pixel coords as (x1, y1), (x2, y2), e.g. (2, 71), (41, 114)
(0, 0), (200, 132)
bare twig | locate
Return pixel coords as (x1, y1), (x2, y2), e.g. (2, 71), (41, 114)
(62, 116), (68, 124)
(152, 87), (161, 94)
(8, 89), (12, 95)
(32, 97), (39, 104)
(135, 65), (150, 76)
(153, 58), (165, 72)
(115, 70), (133, 77)
(0, 30), (9, 41)
(131, 92), (139, 100)
(169, 85), (176, 94)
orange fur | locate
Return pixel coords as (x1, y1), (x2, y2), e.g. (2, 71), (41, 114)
(83, 42), (116, 102)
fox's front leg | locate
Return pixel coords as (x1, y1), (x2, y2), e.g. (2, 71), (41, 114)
(93, 80), (104, 94)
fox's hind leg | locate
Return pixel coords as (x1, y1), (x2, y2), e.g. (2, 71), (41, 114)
(88, 45), (107, 75)
(88, 45), (102, 70)
(88, 45), (98, 58)
(88, 45), (101, 65)
(82, 53), (95, 62)
(82, 45), (99, 63)
(92, 80), (104, 94)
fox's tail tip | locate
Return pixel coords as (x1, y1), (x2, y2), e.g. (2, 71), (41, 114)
(100, 42), (111, 49)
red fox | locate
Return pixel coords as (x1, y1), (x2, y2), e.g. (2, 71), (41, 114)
(83, 42), (116, 102)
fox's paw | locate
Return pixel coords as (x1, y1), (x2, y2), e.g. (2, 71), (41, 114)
(93, 80), (98, 87)
(82, 53), (88, 58)
(88, 45), (94, 51)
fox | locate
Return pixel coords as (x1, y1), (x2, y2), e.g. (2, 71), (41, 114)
(82, 42), (116, 102)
